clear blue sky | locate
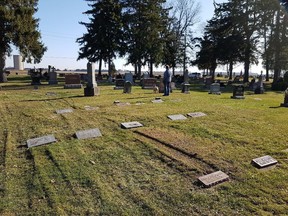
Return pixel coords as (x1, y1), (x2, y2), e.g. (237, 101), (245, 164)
(6, 0), (230, 71)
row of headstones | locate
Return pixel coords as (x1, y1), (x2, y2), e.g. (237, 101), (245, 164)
(26, 110), (279, 188)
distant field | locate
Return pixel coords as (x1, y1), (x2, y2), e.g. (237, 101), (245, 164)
(0, 76), (287, 215)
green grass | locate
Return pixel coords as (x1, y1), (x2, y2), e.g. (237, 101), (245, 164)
(0, 75), (288, 215)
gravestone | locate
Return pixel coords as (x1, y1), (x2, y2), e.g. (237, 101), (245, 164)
(64, 74), (82, 89)
(75, 128), (102, 140)
(84, 62), (100, 96)
(168, 114), (187, 120)
(181, 83), (190, 94)
(124, 72), (134, 84)
(123, 81), (132, 93)
(254, 75), (264, 94)
(231, 84), (245, 99)
(209, 83), (221, 95)
(198, 171), (229, 187)
(159, 78), (164, 93)
(56, 108), (73, 114)
(121, 121), (143, 129)
(280, 88), (288, 107)
(114, 79), (125, 90)
(27, 135), (56, 148)
(84, 106), (99, 111)
(142, 78), (157, 89)
(48, 65), (58, 85)
(152, 98), (164, 103)
(252, 155), (278, 168)
(187, 112), (207, 118)
(205, 77), (213, 88)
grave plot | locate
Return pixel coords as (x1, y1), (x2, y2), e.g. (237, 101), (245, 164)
(167, 114), (187, 120)
(84, 106), (99, 111)
(187, 112), (207, 118)
(251, 155), (278, 168)
(27, 135), (57, 148)
(56, 108), (73, 114)
(121, 121), (143, 129)
(75, 128), (102, 140)
(198, 171), (229, 187)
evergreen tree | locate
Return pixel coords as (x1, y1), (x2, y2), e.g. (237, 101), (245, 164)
(0, 0), (46, 82)
(77, 0), (123, 77)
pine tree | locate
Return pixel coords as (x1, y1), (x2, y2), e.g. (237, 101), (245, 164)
(0, 0), (46, 82)
(77, 0), (123, 78)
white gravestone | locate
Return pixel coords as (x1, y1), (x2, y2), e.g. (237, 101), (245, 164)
(187, 112), (207, 118)
(198, 171), (229, 187)
(168, 114), (187, 120)
(252, 155), (278, 168)
(75, 128), (102, 140)
(121, 121), (143, 129)
(27, 135), (57, 148)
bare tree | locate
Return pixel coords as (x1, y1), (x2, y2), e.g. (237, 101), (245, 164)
(168, 0), (201, 73)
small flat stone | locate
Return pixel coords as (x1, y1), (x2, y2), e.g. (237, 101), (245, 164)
(152, 99), (164, 103)
(252, 155), (278, 168)
(56, 108), (73, 114)
(168, 114), (187, 120)
(187, 112), (207, 118)
(121, 121), (143, 129)
(27, 135), (56, 148)
(198, 171), (229, 187)
(75, 128), (102, 140)
(84, 106), (99, 111)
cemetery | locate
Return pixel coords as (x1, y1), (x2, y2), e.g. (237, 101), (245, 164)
(0, 73), (287, 215)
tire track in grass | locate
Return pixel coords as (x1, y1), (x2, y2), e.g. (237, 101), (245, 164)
(134, 130), (219, 175)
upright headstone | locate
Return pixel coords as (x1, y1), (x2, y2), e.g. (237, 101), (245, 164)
(280, 88), (288, 107)
(48, 65), (58, 85)
(123, 81), (132, 93)
(209, 83), (221, 95)
(231, 84), (245, 99)
(84, 62), (100, 96)
(254, 75), (264, 94)
(124, 72), (134, 84)
(64, 74), (82, 89)
(142, 78), (157, 89)
(114, 79), (125, 90)
(159, 78), (164, 93)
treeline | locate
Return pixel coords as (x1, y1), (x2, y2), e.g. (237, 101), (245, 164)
(77, 0), (288, 86)
(194, 0), (288, 87)
(77, 0), (200, 79)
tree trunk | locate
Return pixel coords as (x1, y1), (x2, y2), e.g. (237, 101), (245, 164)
(149, 59), (153, 77)
(229, 61), (233, 80)
(273, 9), (281, 83)
(243, 43), (250, 83)
(137, 62), (141, 80)
(0, 52), (7, 83)
(98, 58), (102, 78)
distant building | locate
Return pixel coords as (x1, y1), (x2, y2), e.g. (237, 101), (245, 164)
(13, 55), (24, 70)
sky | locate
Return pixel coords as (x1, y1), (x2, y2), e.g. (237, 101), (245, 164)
(5, 0), (239, 72)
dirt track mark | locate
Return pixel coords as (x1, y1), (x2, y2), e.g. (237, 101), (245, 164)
(134, 130), (219, 174)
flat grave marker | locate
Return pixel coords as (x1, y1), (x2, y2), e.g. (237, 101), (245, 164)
(198, 171), (229, 187)
(84, 106), (99, 111)
(56, 108), (73, 114)
(27, 135), (56, 148)
(121, 121), (143, 129)
(252, 155), (278, 168)
(168, 114), (187, 121)
(187, 112), (207, 118)
(152, 97), (164, 103)
(75, 128), (102, 140)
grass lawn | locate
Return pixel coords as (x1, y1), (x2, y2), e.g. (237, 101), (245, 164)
(0, 75), (287, 215)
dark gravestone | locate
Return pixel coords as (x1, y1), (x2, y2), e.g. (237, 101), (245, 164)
(209, 83), (221, 95)
(121, 121), (143, 129)
(75, 128), (102, 140)
(198, 171), (229, 187)
(27, 135), (56, 148)
(252, 155), (278, 168)
(123, 81), (132, 93)
(56, 108), (73, 114)
(187, 112), (207, 118)
(181, 83), (190, 94)
(231, 85), (245, 99)
(114, 79), (125, 90)
(64, 74), (82, 89)
(142, 78), (157, 89)
(168, 114), (187, 121)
